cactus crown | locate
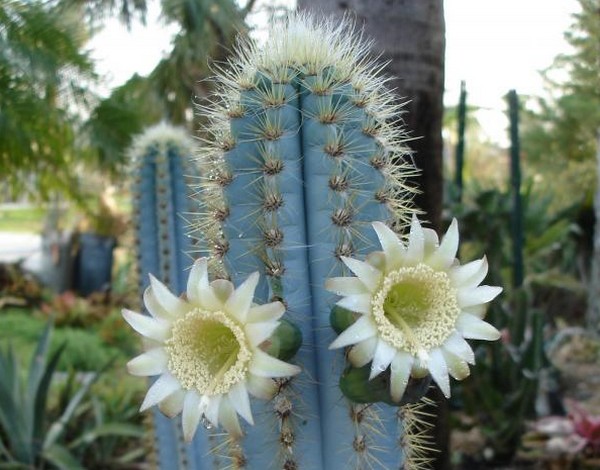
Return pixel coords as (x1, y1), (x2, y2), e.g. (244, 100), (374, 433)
(128, 122), (195, 165)
(195, 13), (418, 277)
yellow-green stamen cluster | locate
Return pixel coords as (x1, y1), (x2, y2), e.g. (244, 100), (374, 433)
(372, 265), (459, 356)
(165, 309), (251, 395)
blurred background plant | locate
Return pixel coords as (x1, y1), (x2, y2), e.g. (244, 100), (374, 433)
(442, 1), (599, 467)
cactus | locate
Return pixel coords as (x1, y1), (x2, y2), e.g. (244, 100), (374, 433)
(124, 14), (501, 470)
(129, 123), (212, 470)
(194, 14), (421, 470)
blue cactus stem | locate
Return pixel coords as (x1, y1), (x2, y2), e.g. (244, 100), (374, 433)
(130, 125), (212, 470)
(299, 77), (400, 469)
(195, 15), (418, 470)
(219, 77), (324, 469)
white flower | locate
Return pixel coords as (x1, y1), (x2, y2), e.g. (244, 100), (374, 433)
(325, 216), (502, 402)
(123, 258), (300, 441)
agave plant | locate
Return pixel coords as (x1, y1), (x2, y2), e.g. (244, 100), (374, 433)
(0, 322), (87, 467)
(0, 322), (142, 468)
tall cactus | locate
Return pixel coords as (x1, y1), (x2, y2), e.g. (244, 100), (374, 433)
(124, 14), (502, 470)
(195, 14), (420, 470)
(129, 123), (212, 470)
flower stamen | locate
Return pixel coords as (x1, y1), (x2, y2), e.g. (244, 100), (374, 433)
(372, 264), (460, 356)
(165, 309), (251, 396)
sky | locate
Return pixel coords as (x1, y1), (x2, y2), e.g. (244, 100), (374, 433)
(88, 0), (580, 144)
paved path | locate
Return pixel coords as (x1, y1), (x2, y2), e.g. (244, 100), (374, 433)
(0, 232), (41, 264)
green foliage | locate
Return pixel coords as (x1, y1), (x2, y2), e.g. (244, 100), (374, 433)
(53, 327), (126, 371)
(98, 308), (138, 356)
(84, 74), (163, 174)
(0, 0), (95, 201)
(149, 0), (248, 124)
(0, 206), (47, 233)
(0, 310), (129, 371)
(0, 320), (145, 469)
(448, 183), (584, 463)
(57, 373), (147, 469)
(521, 0), (600, 211)
(453, 183), (581, 285)
(69, 0), (148, 27)
(0, 321), (98, 467)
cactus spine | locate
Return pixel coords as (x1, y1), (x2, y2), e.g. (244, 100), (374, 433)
(194, 14), (421, 469)
(130, 123), (212, 470)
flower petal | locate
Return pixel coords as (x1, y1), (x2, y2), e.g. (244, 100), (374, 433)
(443, 331), (475, 365)
(122, 309), (170, 342)
(463, 304), (487, 319)
(229, 382), (254, 425)
(250, 349), (301, 378)
(143, 287), (177, 320)
(140, 374), (181, 411)
(348, 337), (377, 367)
(390, 351), (414, 402)
(219, 396), (242, 437)
(158, 389), (185, 418)
(186, 258), (208, 304)
(247, 375), (277, 400)
(188, 258), (222, 310)
(405, 215), (425, 265)
(150, 274), (188, 316)
(245, 321), (279, 347)
(247, 302), (285, 323)
(428, 348), (451, 398)
(340, 256), (382, 293)
(336, 294), (372, 315)
(127, 348), (168, 376)
(369, 340), (397, 380)
(411, 357), (430, 378)
(442, 349), (471, 381)
(423, 228), (440, 257)
(365, 251), (386, 271)
(329, 315), (377, 349)
(457, 313), (501, 341)
(457, 285), (502, 308)
(225, 271), (259, 323)
(325, 277), (369, 296)
(427, 218), (459, 270)
(201, 394), (221, 428)
(372, 222), (405, 265)
(182, 391), (202, 442)
(450, 257), (488, 288)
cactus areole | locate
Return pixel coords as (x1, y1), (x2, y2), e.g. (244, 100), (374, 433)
(125, 14), (502, 470)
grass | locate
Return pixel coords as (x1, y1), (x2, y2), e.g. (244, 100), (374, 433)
(0, 205), (47, 232)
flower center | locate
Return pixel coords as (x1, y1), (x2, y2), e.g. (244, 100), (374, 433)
(372, 264), (459, 356)
(165, 309), (251, 395)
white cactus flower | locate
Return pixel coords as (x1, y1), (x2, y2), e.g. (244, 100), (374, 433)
(325, 216), (502, 402)
(123, 258), (300, 441)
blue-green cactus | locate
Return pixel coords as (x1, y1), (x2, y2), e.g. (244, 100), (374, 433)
(194, 15), (424, 470)
(124, 17), (504, 470)
(129, 123), (213, 470)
